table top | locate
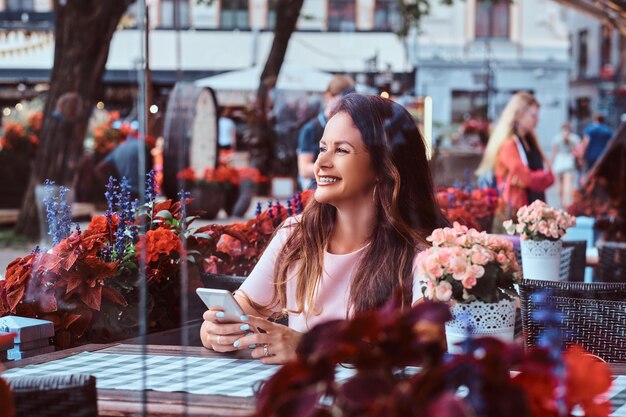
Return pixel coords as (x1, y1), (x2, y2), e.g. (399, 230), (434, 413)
(3, 343), (626, 417)
(4, 344), (257, 417)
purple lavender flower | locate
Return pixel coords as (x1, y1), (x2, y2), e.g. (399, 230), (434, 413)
(105, 177), (119, 213)
(145, 170), (156, 204)
(531, 290), (567, 416)
(43, 179), (73, 247)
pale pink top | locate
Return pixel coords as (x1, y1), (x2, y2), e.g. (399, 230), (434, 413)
(238, 216), (424, 333)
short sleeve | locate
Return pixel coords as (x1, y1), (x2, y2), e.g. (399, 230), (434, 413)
(297, 121), (318, 154)
(238, 217), (299, 311)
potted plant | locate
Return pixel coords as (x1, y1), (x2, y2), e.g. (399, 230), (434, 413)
(177, 163), (239, 219)
(0, 173), (208, 349)
(436, 186), (499, 232)
(503, 200), (576, 281)
(416, 222), (521, 353)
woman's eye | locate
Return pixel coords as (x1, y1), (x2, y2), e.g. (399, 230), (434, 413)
(336, 148), (348, 154)
(319, 146), (327, 153)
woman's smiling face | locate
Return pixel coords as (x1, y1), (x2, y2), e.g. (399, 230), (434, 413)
(314, 112), (377, 207)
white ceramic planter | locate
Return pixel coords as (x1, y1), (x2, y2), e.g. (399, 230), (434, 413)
(445, 298), (517, 354)
(520, 239), (563, 281)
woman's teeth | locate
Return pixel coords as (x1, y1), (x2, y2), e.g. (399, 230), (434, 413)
(318, 177), (338, 183)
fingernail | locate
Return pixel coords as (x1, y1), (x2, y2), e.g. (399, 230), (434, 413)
(216, 312), (224, 318)
(246, 332), (254, 337)
(240, 315), (249, 321)
(240, 324), (250, 331)
(233, 340), (240, 348)
(248, 344), (257, 349)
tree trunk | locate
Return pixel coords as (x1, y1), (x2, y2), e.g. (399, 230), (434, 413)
(15, 0), (133, 239)
(246, 0), (304, 175)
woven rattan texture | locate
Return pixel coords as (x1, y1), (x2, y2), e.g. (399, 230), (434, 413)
(563, 240), (587, 282)
(598, 242), (626, 283)
(8, 373), (97, 417)
(520, 279), (626, 362)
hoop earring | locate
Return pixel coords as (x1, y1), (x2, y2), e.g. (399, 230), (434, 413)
(372, 183), (377, 203)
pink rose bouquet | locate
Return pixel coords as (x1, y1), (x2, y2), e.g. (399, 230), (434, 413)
(503, 200), (576, 241)
(417, 222), (521, 303)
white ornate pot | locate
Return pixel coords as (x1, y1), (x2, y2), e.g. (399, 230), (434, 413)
(520, 239), (563, 281)
(445, 298), (516, 354)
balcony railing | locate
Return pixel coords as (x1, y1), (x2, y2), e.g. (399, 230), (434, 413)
(0, 11), (54, 30)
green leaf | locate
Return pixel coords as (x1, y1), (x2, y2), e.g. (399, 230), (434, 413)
(193, 233), (213, 240)
(185, 216), (199, 224)
(156, 210), (173, 220)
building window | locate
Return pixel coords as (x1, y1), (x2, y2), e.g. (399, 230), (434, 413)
(220, 0), (249, 30)
(578, 30), (588, 78)
(160, 0), (191, 29)
(601, 24), (612, 69)
(451, 91), (488, 123)
(328, 0), (355, 32)
(474, 0), (509, 39)
(373, 0), (400, 31)
(6, 0), (34, 11)
(268, 0), (276, 30)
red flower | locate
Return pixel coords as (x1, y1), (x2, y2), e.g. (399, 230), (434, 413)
(216, 234), (245, 258)
(136, 228), (181, 263)
(564, 345), (612, 417)
(177, 167), (197, 182)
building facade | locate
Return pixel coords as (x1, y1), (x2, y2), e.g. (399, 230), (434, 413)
(564, 7), (626, 133)
(411, 0), (571, 149)
(1, 0), (572, 147)
(0, 0), (412, 103)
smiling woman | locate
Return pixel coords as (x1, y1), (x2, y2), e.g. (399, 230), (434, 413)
(200, 94), (448, 364)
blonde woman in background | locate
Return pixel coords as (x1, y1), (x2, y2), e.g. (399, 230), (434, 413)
(551, 122), (580, 208)
(476, 92), (554, 232)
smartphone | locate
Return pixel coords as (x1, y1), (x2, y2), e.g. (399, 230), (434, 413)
(196, 288), (245, 323)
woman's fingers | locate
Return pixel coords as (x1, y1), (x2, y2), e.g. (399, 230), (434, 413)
(202, 309), (249, 323)
(231, 322), (300, 364)
(243, 315), (281, 332)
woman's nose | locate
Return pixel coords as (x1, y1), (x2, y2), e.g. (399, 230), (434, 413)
(316, 151), (332, 168)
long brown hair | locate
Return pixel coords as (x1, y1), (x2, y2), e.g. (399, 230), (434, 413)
(267, 95), (446, 318)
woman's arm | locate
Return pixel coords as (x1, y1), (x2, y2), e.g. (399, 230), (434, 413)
(499, 139), (555, 192)
(200, 218), (298, 358)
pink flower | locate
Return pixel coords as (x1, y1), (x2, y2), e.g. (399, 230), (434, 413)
(434, 281), (453, 301)
(470, 244), (493, 265)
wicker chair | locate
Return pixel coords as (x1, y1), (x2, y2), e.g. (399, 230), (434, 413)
(596, 241), (626, 283)
(562, 240), (587, 282)
(519, 279), (626, 362)
(8, 374), (97, 417)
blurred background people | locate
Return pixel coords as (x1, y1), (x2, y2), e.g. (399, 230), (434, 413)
(95, 125), (153, 198)
(296, 74), (355, 190)
(551, 122), (580, 208)
(476, 92), (554, 231)
(582, 113), (613, 173)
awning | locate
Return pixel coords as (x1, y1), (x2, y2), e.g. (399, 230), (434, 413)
(552, 0), (626, 34)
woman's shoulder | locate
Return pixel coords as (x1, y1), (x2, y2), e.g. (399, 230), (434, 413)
(498, 137), (520, 156)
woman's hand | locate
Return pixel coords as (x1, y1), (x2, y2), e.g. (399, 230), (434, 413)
(232, 315), (302, 364)
(200, 310), (253, 353)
